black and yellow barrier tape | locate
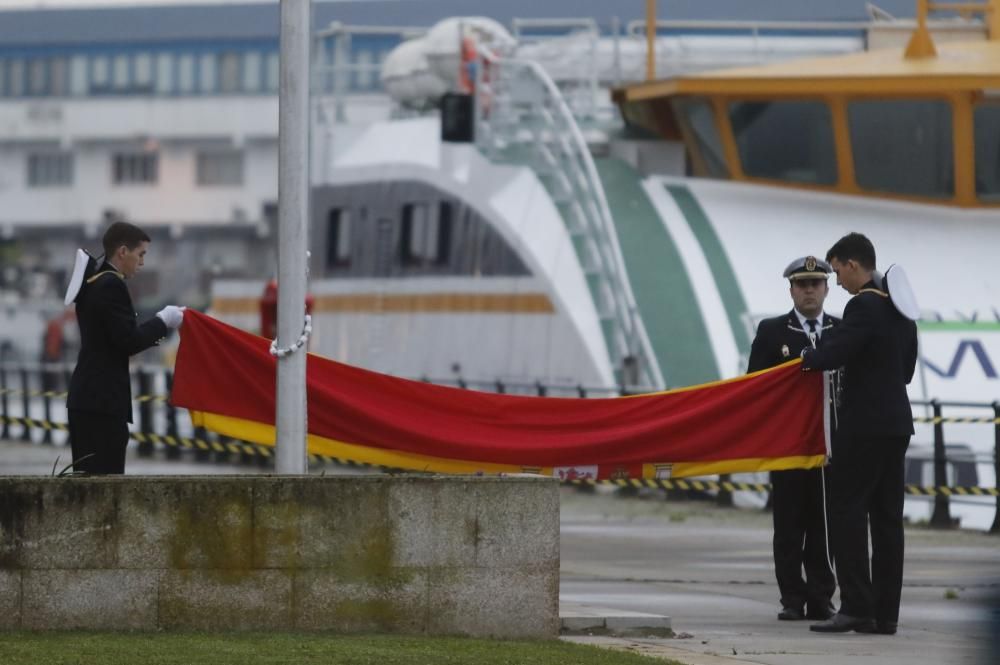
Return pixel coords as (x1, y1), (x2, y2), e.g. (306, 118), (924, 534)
(2, 415), (997, 496)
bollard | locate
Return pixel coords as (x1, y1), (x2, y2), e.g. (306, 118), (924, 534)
(20, 366), (32, 442)
(0, 365), (9, 440)
(992, 402), (1000, 535)
(535, 381), (547, 397)
(929, 399), (952, 528)
(716, 473), (734, 507)
(136, 369), (154, 457)
(164, 370), (181, 460)
(577, 384), (587, 398)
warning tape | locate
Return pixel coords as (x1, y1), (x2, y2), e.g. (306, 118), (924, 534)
(2, 415), (997, 496)
(4, 388), (997, 422)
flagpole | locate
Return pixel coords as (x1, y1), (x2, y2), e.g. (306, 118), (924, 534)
(275, 0), (310, 474)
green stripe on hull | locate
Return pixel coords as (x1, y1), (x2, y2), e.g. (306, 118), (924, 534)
(665, 184), (751, 357)
(594, 159), (719, 386)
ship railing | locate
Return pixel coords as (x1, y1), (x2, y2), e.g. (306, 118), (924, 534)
(473, 46), (665, 390)
(2, 362), (997, 532)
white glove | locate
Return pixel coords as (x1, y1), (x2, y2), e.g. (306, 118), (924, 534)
(156, 305), (186, 330)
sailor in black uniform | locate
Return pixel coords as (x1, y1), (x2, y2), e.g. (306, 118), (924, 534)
(747, 255), (839, 622)
(66, 221), (185, 474)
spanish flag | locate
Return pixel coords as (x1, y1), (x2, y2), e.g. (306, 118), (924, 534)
(170, 310), (827, 480)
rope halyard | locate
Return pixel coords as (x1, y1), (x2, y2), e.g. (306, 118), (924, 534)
(269, 313), (313, 358)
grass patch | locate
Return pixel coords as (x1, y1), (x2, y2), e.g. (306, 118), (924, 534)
(0, 632), (678, 665)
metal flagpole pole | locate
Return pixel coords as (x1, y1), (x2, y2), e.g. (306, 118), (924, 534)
(276, 0), (310, 474)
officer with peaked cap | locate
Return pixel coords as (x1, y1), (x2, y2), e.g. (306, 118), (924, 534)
(747, 255), (839, 622)
(803, 232), (918, 635)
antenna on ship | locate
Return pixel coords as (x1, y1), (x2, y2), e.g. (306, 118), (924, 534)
(645, 0), (657, 80)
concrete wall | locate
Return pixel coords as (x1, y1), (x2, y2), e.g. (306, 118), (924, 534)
(0, 475), (559, 637)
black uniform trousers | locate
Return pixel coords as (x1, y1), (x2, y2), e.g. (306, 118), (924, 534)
(68, 409), (130, 474)
(771, 467), (836, 613)
(830, 433), (909, 623)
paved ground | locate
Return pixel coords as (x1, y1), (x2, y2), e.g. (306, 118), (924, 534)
(3, 440), (998, 664)
(559, 488), (1000, 665)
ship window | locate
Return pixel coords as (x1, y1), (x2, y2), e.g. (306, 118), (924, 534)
(196, 151), (243, 186)
(49, 58), (68, 96)
(401, 202), (452, 266)
(673, 98), (728, 178)
(134, 53), (153, 90)
(28, 59), (47, 96)
(0, 61), (6, 96)
(113, 152), (158, 185)
(974, 104), (1000, 203)
(326, 208), (352, 268)
(849, 99), (953, 198)
(728, 100), (837, 185)
(112, 54), (129, 90)
(265, 52), (280, 92)
(91, 56), (109, 91)
(27, 153), (73, 187)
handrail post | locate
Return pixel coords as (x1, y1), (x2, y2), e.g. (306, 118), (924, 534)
(20, 366), (32, 442)
(137, 369), (154, 457)
(0, 365), (9, 440)
(991, 401), (1000, 534)
(929, 399), (952, 528)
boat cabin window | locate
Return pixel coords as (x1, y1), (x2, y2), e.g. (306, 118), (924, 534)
(673, 98), (728, 178)
(401, 202), (452, 266)
(326, 208), (352, 268)
(728, 100), (837, 186)
(974, 104), (1000, 203)
(848, 99), (954, 199)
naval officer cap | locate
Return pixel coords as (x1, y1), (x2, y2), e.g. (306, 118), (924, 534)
(783, 255), (832, 281)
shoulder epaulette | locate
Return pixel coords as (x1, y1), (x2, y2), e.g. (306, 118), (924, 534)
(85, 270), (124, 284)
(857, 288), (888, 298)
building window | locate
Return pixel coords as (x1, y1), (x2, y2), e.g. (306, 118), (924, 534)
(134, 53), (153, 90)
(156, 53), (173, 94)
(49, 57), (68, 96)
(242, 52), (261, 92)
(673, 98), (728, 178)
(729, 100), (837, 185)
(113, 153), (158, 185)
(325, 208), (352, 268)
(199, 53), (217, 93)
(178, 54), (195, 93)
(112, 54), (129, 90)
(849, 99), (953, 198)
(265, 51), (280, 92)
(196, 151), (243, 186)
(28, 58), (47, 95)
(218, 52), (241, 93)
(974, 104), (1000, 203)
(27, 153), (73, 187)
(69, 56), (87, 96)
(400, 202), (452, 266)
(91, 55), (109, 91)
(9, 59), (25, 96)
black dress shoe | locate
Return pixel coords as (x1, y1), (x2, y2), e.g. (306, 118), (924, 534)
(855, 621), (897, 635)
(805, 603), (835, 620)
(778, 606), (805, 621)
(809, 613), (876, 633)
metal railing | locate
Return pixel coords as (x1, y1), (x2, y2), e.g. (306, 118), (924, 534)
(2, 363), (997, 533)
(472, 47), (664, 390)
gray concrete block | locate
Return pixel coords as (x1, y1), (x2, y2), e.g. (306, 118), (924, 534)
(473, 480), (560, 568)
(605, 614), (672, 631)
(250, 480), (303, 569)
(158, 569), (292, 631)
(560, 614), (606, 631)
(427, 565), (559, 638)
(0, 479), (118, 569)
(389, 479), (478, 568)
(0, 570), (21, 629)
(117, 479), (253, 570)
(293, 569), (428, 633)
(21, 569), (159, 630)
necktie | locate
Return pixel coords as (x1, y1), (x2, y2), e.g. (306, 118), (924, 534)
(806, 319), (819, 347)
(806, 319), (818, 333)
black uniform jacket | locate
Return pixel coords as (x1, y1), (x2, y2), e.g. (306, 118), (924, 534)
(67, 261), (167, 423)
(747, 310), (839, 374)
(802, 280), (918, 438)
